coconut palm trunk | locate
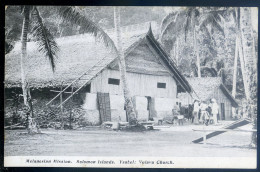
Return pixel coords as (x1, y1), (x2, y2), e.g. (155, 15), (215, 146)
(176, 37), (179, 66)
(232, 36), (239, 98)
(231, 35), (239, 118)
(19, 6), (61, 133)
(20, 6), (30, 108)
(193, 27), (201, 78)
(20, 6), (39, 133)
(114, 7), (137, 125)
(239, 7), (257, 147)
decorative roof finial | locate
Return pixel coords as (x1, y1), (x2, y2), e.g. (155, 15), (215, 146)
(147, 22), (154, 38)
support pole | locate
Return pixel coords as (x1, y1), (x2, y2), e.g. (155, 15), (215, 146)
(203, 133), (207, 145)
(60, 85), (64, 129)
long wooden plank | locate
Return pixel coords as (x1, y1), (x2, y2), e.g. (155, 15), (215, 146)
(192, 118), (251, 143)
(193, 129), (256, 132)
(46, 56), (114, 107)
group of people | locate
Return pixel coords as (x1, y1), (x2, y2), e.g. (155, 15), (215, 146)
(192, 98), (219, 125)
(171, 98), (219, 126)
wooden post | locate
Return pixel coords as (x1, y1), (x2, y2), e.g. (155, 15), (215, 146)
(50, 84), (75, 129)
(203, 133), (207, 145)
(69, 111), (72, 129)
(70, 86), (74, 130)
(60, 85), (64, 129)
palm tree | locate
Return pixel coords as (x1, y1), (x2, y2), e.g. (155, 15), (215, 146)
(160, 7), (225, 78)
(57, 6), (138, 125)
(18, 6), (121, 132)
(57, 6), (118, 52)
(19, 6), (59, 133)
(226, 7), (257, 147)
(113, 7), (137, 125)
(17, 6), (138, 132)
(227, 7), (257, 101)
(239, 7), (257, 147)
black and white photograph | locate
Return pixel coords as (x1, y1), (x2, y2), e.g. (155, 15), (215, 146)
(4, 6), (258, 168)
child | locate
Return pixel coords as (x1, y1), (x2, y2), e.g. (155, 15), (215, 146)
(177, 114), (184, 125)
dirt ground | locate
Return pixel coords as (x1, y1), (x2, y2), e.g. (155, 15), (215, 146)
(4, 121), (256, 157)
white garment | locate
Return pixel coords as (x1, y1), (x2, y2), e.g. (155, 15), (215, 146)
(200, 103), (208, 111)
(194, 102), (200, 112)
(211, 102), (219, 114)
(177, 115), (184, 119)
(211, 102), (219, 124)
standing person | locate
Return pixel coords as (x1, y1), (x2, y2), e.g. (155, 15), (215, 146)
(177, 114), (184, 125)
(211, 98), (219, 125)
(172, 104), (180, 125)
(199, 101), (209, 125)
(193, 100), (200, 124)
(188, 104), (194, 123)
(177, 104), (184, 125)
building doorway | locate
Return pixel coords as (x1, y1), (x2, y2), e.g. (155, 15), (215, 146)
(146, 96), (152, 120)
(221, 103), (225, 120)
(97, 92), (111, 123)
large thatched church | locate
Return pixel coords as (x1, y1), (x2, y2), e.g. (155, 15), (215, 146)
(5, 25), (193, 125)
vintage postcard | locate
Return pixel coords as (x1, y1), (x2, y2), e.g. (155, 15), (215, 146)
(4, 6), (258, 168)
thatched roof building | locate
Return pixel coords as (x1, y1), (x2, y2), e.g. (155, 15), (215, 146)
(5, 26), (191, 93)
(5, 32), (142, 88)
(5, 26), (195, 124)
(178, 77), (238, 120)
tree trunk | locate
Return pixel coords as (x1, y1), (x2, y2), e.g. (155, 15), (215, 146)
(114, 7), (137, 125)
(232, 36), (239, 97)
(20, 7), (30, 108)
(194, 27), (201, 78)
(239, 7), (257, 147)
(231, 35), (239, 118)
(20, 6), (39, 134)
(176, 37), (179, 66)
(238, 34), (250, 100)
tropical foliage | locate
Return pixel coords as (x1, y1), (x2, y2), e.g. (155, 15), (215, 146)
(161, 7), (257, 146)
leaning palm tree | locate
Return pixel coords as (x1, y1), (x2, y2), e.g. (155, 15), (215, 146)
(239, 7), (257, 147)
(19, 6), (59, 133)
(113, 7), (137, 125)
(58, 6), (138, 125)
(57, 6), (118, 52)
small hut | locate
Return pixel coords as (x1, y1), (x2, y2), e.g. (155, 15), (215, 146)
(178, 77), (239, 120)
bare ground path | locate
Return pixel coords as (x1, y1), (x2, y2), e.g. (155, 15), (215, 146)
(4, 123), (256, 157)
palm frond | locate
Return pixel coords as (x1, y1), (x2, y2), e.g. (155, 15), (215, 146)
(58, 6), (118, 53)
(184, 7), (199, 41)
(31, 7), (59, 72)
(160, 11), (178, 33)
(184, 15), (191, 41)
(160, 13), (183, 42)
(225, 7), (237, 23)
(200, 23), (211, 38)
(199, 11), (225, 37)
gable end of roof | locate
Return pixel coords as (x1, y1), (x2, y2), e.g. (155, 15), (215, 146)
(220, 84), (239, 107)
(145, 29), (192, 93)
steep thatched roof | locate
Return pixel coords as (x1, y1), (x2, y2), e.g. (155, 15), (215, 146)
(5, 31), (144, 88)
(145, 27), (192, 92)
(182, 77), (238, 107)
(186, 77), (223, 101)
(5, 26), (192, 93)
